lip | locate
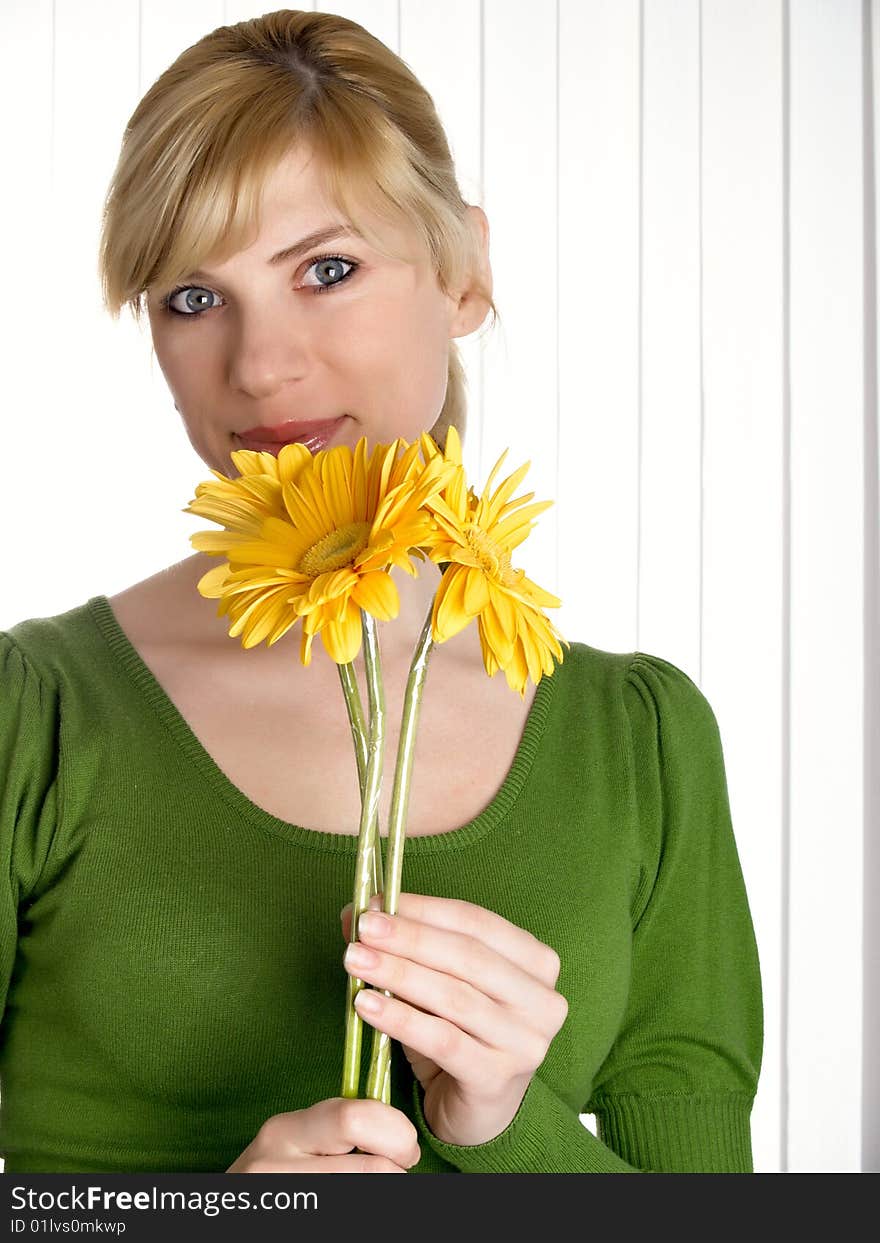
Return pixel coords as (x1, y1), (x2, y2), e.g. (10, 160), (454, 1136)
(236, 415), (347, 455)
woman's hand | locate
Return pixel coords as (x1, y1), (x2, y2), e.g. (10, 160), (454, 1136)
(225, 1097), (421, 1173)
(341, 892), (569, 1148)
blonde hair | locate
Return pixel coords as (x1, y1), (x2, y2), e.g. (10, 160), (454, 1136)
(97, 8), (500, 451)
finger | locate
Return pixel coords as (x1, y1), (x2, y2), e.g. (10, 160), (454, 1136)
(347, 940), (532, 1055)
(354, 988), (493, 1088)
(359, 892), (563, 988)
(340, 902), (372, 943)
(268, 1099), (418, 1167)
(352, 909), (554, 1022)
(243, 1156), (409, 1174)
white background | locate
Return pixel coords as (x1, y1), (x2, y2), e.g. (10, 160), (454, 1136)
(1, 0), (877, 1174)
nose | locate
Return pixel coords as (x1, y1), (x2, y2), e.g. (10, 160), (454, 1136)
(226, 301), (314, 398)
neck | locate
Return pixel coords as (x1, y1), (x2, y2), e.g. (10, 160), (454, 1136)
(378, 559), (444, 656)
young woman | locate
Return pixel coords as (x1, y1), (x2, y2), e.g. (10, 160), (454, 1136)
(0, 10), (763, 1174)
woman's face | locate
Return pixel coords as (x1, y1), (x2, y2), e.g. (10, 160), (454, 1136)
(146, 143), (490, 475)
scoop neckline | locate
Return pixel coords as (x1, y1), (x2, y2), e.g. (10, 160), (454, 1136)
(86, 593), (562, 854)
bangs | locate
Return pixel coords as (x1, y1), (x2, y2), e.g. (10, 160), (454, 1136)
(124, 82), (472, 321)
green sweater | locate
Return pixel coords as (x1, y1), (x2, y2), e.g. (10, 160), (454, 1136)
(0, 596), (763, 1174)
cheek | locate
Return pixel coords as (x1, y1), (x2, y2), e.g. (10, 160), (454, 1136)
(148, 326), (199, 401)
(357, 294), (450, 388)
(372, 310), (448, 437)
(320, 290), (448, 438)
(154, 331), (215, 385)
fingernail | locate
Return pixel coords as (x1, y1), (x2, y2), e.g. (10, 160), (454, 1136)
(345, 942), (378, 970)
(340, 902), (353, 921)
(359, 911), (391, 938)
(368, 893), (383, 910)
(354, 988), (381, 1013)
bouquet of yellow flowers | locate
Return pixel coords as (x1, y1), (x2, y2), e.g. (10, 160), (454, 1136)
(182, 426), (568, 1103)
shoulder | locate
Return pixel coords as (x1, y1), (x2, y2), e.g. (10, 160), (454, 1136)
(621, 650), (722, 755)
(542, 641), (722, 763)
(528, 638), (720, 761)
(0, 625), (67, 904)
(544, 639), (708, 700)
(2, 598), (100, 684)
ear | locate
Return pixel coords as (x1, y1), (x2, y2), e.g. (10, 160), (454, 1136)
(448, 204), (493, 340)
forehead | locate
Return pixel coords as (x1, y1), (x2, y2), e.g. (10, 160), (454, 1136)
(245, 143), (421, 265)
(260, 142), (337, 214)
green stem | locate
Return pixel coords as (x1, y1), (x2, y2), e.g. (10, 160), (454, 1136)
(337, 661), (384, 897)
(364, 600), (436, 1101)
(340, 613), (386, 1099)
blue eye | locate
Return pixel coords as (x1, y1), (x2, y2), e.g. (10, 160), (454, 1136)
(160, 253), (359, 317)
(304, 255), (357, 294)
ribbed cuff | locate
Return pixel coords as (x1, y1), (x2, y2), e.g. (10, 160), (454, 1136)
(411, 1074), (640, 1173)
(591, 1092), (755, 1173)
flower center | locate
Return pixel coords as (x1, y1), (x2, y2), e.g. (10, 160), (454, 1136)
(463, 523), (521, 587)
(299, 521), (372, 577)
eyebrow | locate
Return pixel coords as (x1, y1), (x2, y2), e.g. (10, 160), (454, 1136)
(184, 224), (362, 281)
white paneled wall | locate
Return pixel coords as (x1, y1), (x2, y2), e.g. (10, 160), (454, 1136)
(700, 0), (786, 1177)
(788, 0), (866, 1174)
(0, 0), (876, 1174)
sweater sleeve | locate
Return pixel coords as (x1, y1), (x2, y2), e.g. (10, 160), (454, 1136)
(410, 651), (763, 1174)
(411, 1071), (641, 1172)
(584, 652), (764, 1171)
(0, 632), (63, 1023)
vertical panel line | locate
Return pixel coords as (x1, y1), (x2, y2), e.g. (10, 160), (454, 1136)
(698, 0), (705, 689)
(556, 0), (561, 595)
(138, 0), (143, 98)
(861, 0), (880, 1175)
(781, 0), (792, 1176)
(479, 0), (486, 474)
(637, 0), (644, 648)
(50, 0), (55, 197)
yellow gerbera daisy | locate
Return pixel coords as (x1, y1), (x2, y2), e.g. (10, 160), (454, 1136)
(417, 426), (569, 697)
(184, 436), (457, 666)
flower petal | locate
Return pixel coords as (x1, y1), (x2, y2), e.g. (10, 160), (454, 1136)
(323, 597), (363, 664)
(463, 567), (490, 615)
(196, 562), (233, 598)
(488, 580), (518, 642)
(480, 600), (515, 667)
(351, 570), (400, 621)
(433, 566), (473, 643)
(489, 499), (555, 549)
